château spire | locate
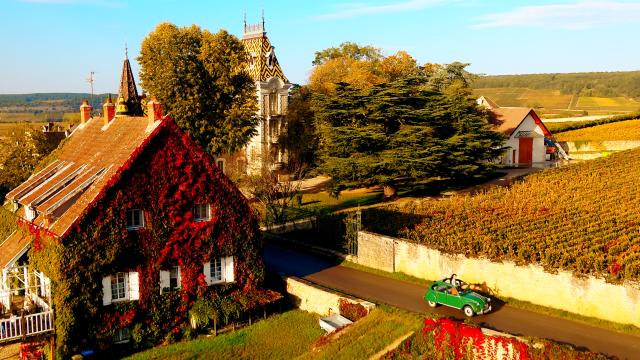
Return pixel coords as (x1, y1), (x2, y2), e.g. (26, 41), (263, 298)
(116, 46), (142, 117)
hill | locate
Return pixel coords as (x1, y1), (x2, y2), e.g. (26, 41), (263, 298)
(473, 71), (640, 116)
(0, 93), (110, 114)
(362, 148), (640, 282)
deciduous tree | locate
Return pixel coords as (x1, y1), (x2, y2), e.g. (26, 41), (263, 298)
(138, 23), (258, 155)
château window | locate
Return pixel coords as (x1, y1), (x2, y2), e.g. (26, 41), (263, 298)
(193, 204), (210, 222)
(111, 272), (127, 301)
(211, 258), (223, 283)
(126, 209), (144, 230)
(169, 266), (180, 289)
(269, 93), (278, 115)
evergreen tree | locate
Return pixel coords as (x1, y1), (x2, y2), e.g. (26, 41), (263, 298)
(314, 77), (505, 197)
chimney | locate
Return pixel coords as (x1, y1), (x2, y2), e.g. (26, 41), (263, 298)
(147, 97), (163, 125)
(80, 100), (92, 124)
(103, 94), (116, 125)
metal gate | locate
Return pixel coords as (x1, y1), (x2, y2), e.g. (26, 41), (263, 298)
(344, 208), (361, 256)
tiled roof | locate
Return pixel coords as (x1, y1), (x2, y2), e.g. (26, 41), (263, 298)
(118, 57), (143, 116)
(488, 107), (534, 136)
(0, 231), (30, 268)
(5, 115), (161, 237)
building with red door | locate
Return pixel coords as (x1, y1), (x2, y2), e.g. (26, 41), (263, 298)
(477, 96), (562, 166)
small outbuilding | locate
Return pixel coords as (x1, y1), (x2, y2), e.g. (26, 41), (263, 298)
(477, 96), (567, 166)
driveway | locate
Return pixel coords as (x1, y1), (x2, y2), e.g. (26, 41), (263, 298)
(264, 243), (640, 359)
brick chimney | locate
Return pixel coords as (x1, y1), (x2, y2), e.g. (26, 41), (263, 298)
(80, 100), (92, 124)
(147, 97), (163, 125)
(103, 94), (116, 125)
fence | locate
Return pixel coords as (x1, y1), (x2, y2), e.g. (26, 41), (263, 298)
(0, 310), (53, 343)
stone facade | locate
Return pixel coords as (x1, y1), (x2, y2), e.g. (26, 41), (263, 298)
(357, 231), (640, 328)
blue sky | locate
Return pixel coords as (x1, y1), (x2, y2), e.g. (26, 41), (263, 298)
(1, 0), (639, 94)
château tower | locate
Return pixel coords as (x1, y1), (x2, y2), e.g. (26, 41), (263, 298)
(241, 14), (292, 175)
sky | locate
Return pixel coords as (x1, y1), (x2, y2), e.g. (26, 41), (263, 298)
(1, 0), (639, 94)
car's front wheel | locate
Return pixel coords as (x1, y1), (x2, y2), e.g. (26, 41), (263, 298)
(463, 305), (475, 317)
(427, 300), (437, 307)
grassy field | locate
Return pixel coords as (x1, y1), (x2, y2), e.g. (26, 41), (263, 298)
(473, 88), (640, 115)
(124, 307), (423, 360)
(555, 119), (640, 141)
(124, 310), (325, 360)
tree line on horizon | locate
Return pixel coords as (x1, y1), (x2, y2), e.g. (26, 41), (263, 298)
(475, 71), (640, 99)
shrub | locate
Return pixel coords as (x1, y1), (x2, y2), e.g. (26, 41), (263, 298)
(338, 299), (368, 321)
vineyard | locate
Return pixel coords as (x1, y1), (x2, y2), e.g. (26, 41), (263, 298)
(555, 119), (640, 142)
(362, 148), (640, 282)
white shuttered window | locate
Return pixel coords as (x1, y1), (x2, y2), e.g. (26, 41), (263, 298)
(203, 256), (235, 285)
(102, 271), (140, 305)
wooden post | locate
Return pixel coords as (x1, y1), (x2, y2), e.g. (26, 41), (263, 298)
(263, 307), (266, 319)
(50, 334), (56, 360)
(214, 318), (217, 336)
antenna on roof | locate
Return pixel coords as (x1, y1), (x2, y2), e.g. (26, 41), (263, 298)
(262, 9), (265, 30)
(86, 71), (95, 111)
(125, 42), (128, 60)
(243, 10), (247, 32)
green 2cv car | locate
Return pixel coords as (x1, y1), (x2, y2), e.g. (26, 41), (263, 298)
(424, 279), (492, 317)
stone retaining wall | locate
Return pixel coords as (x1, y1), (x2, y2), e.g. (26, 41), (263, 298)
(357, 231), (640, 328)
(285, 276), (375, 316)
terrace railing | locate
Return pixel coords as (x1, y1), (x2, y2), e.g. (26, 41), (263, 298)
(0, 310), (54, 343)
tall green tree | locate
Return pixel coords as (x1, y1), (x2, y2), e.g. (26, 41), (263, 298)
(0, 124), (59, 197)
(314, 77), (505, 197)
(279, 85), (318, 173)
(138, 23), (258, 155)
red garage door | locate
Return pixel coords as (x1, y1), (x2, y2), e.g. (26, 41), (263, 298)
(518, 137), (533, 163)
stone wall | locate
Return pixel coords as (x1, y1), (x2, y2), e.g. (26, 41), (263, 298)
(285, 276), (375, 316)
(261, 218), (315, 234)
(561, 140), (640, 160)
(357, 231), (640, 328)
(355, 231), (395, 272)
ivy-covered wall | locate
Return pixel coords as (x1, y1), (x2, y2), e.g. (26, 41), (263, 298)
(28, 119), (265, 357)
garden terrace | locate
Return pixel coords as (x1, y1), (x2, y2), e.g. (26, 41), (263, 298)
(359, 147), (640, 282)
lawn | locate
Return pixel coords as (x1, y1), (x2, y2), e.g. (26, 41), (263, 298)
(123, 306), (424, 360)
(301, 306), (422, 360)
(124, 310), (325, 360)
(555, 119), (640, 141)
(300, 188), (383, 214)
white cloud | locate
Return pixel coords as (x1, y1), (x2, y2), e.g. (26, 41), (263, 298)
(317, 0), (449, 20)
(475, 1), (640, 29)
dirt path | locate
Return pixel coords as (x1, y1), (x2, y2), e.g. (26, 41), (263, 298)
(264, 243), (640, 359)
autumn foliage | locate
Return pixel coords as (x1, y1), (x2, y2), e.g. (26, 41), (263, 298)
(384, 318), (608, 360)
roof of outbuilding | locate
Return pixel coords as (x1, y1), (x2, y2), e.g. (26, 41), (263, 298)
(488, 107), (534, 136)
(5, 115), (162, 237)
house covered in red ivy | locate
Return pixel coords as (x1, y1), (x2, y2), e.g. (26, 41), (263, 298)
(0, 54), (274, 355)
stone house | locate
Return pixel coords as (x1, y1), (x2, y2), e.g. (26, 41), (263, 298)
(0, 56), (268, 355)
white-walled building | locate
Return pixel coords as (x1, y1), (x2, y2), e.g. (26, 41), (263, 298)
(477, 97), (559, 166)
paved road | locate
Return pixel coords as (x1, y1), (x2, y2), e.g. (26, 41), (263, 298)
(264, 243), (640, 360)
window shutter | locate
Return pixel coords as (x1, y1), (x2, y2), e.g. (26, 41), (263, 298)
(102, 276), (112, 306)
(203, 262), (211, 285)
(177, 266), (182, 288)
(128, 272), (140, 300)
(159, 270), (170, 294)
(224, 256), (234, 283)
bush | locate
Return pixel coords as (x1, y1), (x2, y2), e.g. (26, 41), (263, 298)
(338, 299), (368, 321)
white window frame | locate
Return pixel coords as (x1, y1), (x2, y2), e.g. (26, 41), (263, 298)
(203, 256), (234, 285)
(169, 266), (181, 290)
(193, 203), (211, 222)
(111, 272), (128, 302)
(103, 272), (139, 305)
(211, 258), (223, 283)
(126, 209), (144, 230)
